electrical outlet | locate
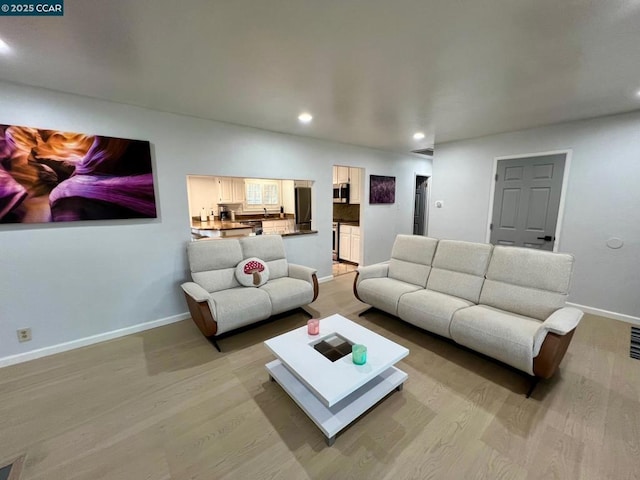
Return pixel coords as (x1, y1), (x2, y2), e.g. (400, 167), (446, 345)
(17, 328), (32, 342)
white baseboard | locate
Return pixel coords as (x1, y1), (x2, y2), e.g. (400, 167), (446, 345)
(567, 302), (640, 326)
(0, 312), (190, 369)
(318, 275), (334, 283)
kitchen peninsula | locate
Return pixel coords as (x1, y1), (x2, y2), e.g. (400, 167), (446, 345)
(191, 217), (317, 240)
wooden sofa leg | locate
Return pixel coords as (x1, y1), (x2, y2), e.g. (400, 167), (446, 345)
(358, 307), (375, 317)
(208, 336), (222, 352)
(526, 377), (540, 398)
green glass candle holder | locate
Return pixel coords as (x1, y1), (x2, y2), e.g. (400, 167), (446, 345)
(352, 344), (367, 365)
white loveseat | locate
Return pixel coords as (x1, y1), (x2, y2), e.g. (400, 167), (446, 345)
(181, 235), (318, 350)
(354, 235), (583, 395)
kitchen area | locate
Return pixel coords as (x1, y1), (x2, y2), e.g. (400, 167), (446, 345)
(187, 175), (316, 240)
(333, 165), (363, 277)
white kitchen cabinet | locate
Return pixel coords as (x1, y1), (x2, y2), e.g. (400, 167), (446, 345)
(218, 177), (233, 203)
(350, 226), (360, 263)
(339, 226), (351, 261)
(232, 178), (245, 203)
(339, 225), (360, 263)
(218, 177), (245, 204)
(262, 219), (295, 235)
(336, 166), (350, 184)
(349, 167), (361, 204)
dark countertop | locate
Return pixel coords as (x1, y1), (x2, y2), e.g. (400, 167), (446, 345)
(192, 215), (298, 231)
(272, 229), (318, 237)
(192, 219), (317, 238)
(192, 220), (253, 231)
(193, 229), (317, 240)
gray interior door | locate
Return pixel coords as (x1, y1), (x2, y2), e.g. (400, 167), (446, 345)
(490, 154), (565, 250)
(413, 176), (428, 235)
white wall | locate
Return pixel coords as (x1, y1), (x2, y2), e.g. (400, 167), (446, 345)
(0, 81), (430, 363)
(429, 112), (640, 320)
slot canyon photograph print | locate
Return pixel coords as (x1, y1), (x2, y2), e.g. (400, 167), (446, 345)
(0, 124), (157, 224)
(370, 175), (396, 204)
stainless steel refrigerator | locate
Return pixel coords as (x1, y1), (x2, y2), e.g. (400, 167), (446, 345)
(294, 187), (312, 230)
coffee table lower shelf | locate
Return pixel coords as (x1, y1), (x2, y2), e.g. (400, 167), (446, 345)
(265, 359), (407, 446)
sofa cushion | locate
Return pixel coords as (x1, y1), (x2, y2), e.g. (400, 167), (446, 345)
(486, 246), (574, 293)
(236, 257), (270, 287)
(388, 235), (438, 287)
(188, 239), (243, 293)
(480, 246), (574, 320)
(398, 289), (473, 338)
(427, 240), (493, 303)
(450, 305), (542, 375)
(260, 277), (314, 315)
(357, 277), (422, 316)
(480, 280), (567, 321)
(208, 287), (272, 334)
(240, 235), (288, 280)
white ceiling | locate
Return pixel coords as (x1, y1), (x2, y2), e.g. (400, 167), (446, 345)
(1, 0), (640, 153)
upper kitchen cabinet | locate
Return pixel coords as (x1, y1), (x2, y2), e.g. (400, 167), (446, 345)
(232, 179), (245, 203)
(349, 167), (362, 204)
(333, 166), (350, 184)
(218, 177), (245, 204)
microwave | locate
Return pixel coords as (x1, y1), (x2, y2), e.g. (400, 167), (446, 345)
(333, 183), (350, 203)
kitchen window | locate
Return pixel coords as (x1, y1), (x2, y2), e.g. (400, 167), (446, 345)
(244, 179), (281, 211)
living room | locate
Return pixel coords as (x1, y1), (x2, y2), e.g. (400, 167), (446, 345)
(1, 2), (638, 479)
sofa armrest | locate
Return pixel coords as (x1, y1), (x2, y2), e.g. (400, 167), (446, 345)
(533, 307), (583, 357)
(356, 263), (389, 283)
(289, 263), (319, 302)
(181, 282), (210, 302)
(288, 263), (317, 284)
(181, 282), (218, 337)
(353, 262), (389, 303)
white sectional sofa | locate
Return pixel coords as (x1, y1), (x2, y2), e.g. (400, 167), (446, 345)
(181, 235), (318, 351)
(354, 235), (583, 395)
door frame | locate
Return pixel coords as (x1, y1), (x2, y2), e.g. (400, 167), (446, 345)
(485, 149), (572, 252)
(413, 173), (431, 236)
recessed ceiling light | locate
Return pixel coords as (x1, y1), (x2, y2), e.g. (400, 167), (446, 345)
(298, 113), (313, 124)
(413, 132), (425, 140)
(0, 37), (11, 55)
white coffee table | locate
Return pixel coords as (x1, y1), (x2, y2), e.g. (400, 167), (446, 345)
(264, 314), (409, 445)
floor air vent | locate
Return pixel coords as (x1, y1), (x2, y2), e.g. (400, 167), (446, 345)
(631, 327), (640, 360)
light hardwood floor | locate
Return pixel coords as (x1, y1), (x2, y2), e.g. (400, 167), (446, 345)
(332, 262), (358, 277)
(0, 272), (638, 479)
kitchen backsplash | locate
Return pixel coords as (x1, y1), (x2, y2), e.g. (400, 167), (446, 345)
(333, 203), (360, 222)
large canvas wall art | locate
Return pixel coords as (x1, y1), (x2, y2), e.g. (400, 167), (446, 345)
(0, 124), (156, 224)
(370, 175), (396, 204)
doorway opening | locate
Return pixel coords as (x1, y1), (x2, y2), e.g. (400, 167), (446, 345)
(413, 175), (429, 236)
(332, 165), (363, 277)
